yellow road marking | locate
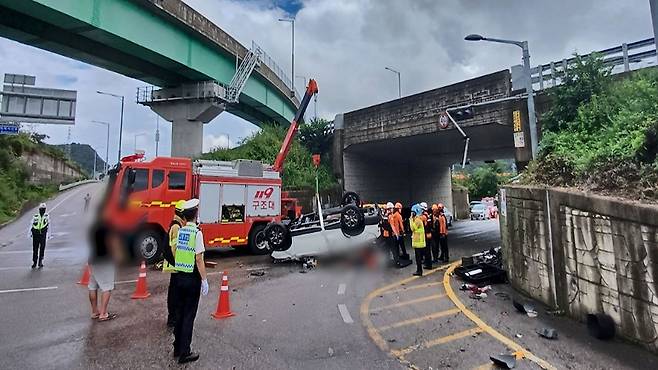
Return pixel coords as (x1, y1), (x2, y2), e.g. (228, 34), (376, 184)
(359, 264), (451, 356)
(378, 308), (461, 331)
(443, 262), (556, 370)
(391, 327), (483, 357)
(370, 293), (446, 312)
(381, 281), (443, 295)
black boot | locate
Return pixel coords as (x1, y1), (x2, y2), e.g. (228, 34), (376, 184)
(178, 352), (200, 364)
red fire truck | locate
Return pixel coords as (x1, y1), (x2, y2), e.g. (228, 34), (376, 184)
(100, 81), (318, 263)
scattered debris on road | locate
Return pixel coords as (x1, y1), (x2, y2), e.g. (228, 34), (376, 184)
(490, 353), (516, 369)
(536, 327), (558, 340)
(249, 270), (266, 277)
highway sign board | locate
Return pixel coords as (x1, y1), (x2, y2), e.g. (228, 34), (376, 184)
(1, 84), (76, 125)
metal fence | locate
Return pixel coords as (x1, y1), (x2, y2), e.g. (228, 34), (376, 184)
(529, 38), (656, 91)
(253, 41), (300, 98)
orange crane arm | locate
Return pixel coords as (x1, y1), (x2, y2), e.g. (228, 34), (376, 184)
(273, 79), (319, 172)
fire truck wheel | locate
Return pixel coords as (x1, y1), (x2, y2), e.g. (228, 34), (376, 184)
(340, 204), (366, 237)
(264, 222), (292, 252)
(341, 191), (362, 207)
(248, 224), (271, 255)
(133, 229), (163, 264)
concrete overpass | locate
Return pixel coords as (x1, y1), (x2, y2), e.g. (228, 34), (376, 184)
(0, 0), (299, 157)
(332, 70), (534, 208)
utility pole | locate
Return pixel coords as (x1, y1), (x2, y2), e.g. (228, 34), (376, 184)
(155, 115), (160, 156)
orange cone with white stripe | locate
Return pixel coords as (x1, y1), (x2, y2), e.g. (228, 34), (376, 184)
(131, 261), (151, 299)
(77, 264), (91, 286)
(211, 271), (235, 319)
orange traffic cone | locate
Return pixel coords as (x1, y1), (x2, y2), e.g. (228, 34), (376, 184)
(77, 264), (91, 286)
(131, 261), (151, 299)
(211, 271), (235, 319)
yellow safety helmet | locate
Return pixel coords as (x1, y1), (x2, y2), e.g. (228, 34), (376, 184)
(174, 200), (186, 212)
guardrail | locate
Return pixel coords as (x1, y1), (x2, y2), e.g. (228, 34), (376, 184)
(59, 179), (99, 192)
(529, 38), (656, 91)
(253, 41), (300, 98)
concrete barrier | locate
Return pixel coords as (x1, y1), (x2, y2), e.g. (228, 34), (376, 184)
(500, 185), (658, 352)
(59, 179), (99, 191)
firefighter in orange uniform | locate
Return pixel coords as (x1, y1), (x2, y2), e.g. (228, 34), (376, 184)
(437, 203), (449, 262)
(390, 202), (409, 261)
(380, 202), (399, 266)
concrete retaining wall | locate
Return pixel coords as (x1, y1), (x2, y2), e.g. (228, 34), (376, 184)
(500, 185), (658, 352)
(21, 151), (85, 185)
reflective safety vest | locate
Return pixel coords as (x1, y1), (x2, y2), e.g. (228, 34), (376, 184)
(410, 216), (426, 248)
(32, 213), (49, 231)
(163, 217), (183, 273)
(175, 223), (198, 273)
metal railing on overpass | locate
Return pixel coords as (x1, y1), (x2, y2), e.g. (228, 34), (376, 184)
(529, 38), (656, 91)
(254, 41), (300, 98)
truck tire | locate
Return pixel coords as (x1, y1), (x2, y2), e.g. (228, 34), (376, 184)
(248, 224), (271, 255)
(340, 204), (365, 237)
(341, 191), (361, 207)
(133, 229), (163, 264)
(264, 222), (292, 252)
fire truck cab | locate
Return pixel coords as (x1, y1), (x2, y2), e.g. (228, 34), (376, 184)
(102, 155), (283, 263)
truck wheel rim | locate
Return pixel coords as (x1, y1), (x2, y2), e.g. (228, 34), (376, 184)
(140, 236), (158, 259)
(269, 228), (284, 245)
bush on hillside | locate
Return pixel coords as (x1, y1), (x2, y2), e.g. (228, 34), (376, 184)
(525, 55), (658, 200)
(202, 124), (338, 191)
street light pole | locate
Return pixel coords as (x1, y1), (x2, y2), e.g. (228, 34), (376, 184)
(278, 17), (295, 96)
(97, 91), (125, 162)
(464, 34), (538, 159)
(385, 66), (401, 98)
(91, 120), (110, 174)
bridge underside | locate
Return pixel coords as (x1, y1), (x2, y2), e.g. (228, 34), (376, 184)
(342, 123), (516, 207)
(0, 0), (296, 125)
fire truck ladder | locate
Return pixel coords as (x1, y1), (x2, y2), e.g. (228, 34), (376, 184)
(226, 42), (264, 103)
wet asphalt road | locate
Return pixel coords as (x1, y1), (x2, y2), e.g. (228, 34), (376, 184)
(1, 191), (657, 369)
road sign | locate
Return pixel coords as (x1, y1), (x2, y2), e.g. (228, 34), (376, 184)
(439, 113), (449, 129)
(512, 110), (522, 132)
(1, 84), (76, 125)
(0, 123), (19, 135)
(513, 132), (525, 148)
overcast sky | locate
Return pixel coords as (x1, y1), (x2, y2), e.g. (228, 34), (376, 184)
(0, 0), (653, 162)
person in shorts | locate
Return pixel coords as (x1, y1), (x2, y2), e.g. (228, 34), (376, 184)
(88, 222), (119, 322)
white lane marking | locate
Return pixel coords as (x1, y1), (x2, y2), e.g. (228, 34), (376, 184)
(245, 266), (270, 271)
(338, 304), (354, 324)
(49, 186), (87, 213)
(115, 279), (138, 285)
(0, 266), (31, 271)
(0, 286), (58, 294)
(337, 283), (346, 295)
(0, 248), (75, 254)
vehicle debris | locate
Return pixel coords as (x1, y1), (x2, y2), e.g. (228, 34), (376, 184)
(249, 270), (266, 277)
(536, 327), (558, 340)
(587, 313), (615, 340)
(489, 353), (516, 369)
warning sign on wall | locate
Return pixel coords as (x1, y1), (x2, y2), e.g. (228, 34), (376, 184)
(513, 132), (525, 148)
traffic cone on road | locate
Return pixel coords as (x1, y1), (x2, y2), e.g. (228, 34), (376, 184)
(131, 261), (151, 299)
(211, 271), (235, 319)
(77, 264), (91, 286)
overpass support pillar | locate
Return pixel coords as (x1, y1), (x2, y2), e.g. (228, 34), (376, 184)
(138, 82), (226, 158)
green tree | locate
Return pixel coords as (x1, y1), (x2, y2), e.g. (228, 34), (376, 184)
(202, 124), (338, 191)
(542, 53), (611, 133)
(467, 162), (505, 200)
(298, 118), (333, 156)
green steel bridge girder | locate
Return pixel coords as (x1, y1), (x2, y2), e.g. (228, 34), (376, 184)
(0, 0), (297, 125)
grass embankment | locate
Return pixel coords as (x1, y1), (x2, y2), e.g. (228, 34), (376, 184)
(0, 134), (61, 224)
(524, 56), (658, 201)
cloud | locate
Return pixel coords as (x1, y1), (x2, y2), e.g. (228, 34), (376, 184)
(0, 0), (652, 159)
(203, 133), (232, 152)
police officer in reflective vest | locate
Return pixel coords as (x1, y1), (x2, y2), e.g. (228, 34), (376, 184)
(172, 199), (208, 364)
(30, 203), (49, 268)
(163, 200), (185, 328)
